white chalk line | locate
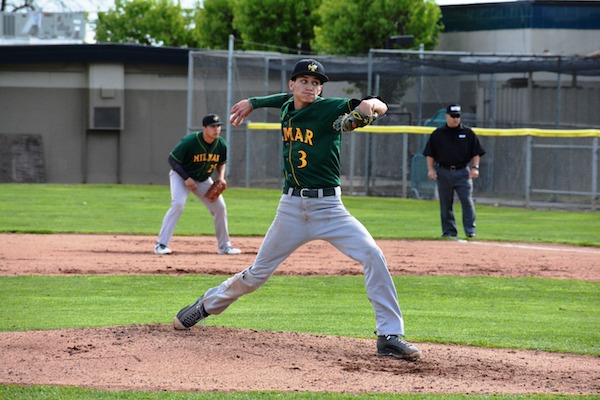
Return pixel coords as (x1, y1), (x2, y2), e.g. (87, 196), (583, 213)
(465, 241), (600, 255)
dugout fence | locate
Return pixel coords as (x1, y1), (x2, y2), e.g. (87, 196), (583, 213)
(187, 46), (600, 210)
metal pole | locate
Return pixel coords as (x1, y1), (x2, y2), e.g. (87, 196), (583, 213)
(225, 34), (234, 179)
(365, 61), (379, 196)
(488, 75), (496, 128)
(367, 50), (373, 107)
(402, 133), (408, 198)
(186, 51), (194, 132)
(349, 131), (356, 193)
(555, 70), (561, 128)
(352, 51), (372, 194)
(279, 59), (286, 182)
(364, 51), (374, 195)
(245, 124), (251, 188)
(263, 56), (272, 120)
(417, 43), (424, 126)
(280, 58), (287, 91)
(527, 71), (533, 128)
(525, 135), (532, 207)
(592, 137), (598, 210)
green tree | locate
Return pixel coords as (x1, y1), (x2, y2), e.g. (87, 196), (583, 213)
(404, 0), (444, 50)
(95, 0), (194, 47)
(313, 0), (442, 54)
(232, 0), (322, 54)
(191, 0), (237, 49)
(313, 0), (442, 102)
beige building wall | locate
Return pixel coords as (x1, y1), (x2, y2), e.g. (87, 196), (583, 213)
(0, 62), (188, 184)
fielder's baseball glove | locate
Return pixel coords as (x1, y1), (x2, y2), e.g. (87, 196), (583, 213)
(204, 181), (227, 202)
(333, 106), (378, 132)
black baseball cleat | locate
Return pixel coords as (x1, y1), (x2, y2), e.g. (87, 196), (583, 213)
(377, 334), (421, 359)
(173, 296), (210, 330)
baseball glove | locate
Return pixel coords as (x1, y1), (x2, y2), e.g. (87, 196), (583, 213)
(204, 181), (227, 202)
(333, 106), (378, 132)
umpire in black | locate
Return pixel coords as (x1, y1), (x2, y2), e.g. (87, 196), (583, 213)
(423, 104), (486, 239)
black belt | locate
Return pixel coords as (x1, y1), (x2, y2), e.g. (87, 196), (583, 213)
(285, 187), (338, 198)
(437, 164), (467, 171)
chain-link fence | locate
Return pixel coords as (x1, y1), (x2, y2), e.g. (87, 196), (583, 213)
(187, 49), (600, 209)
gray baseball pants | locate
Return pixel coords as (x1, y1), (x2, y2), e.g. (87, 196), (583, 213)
(157, 170), (233, 252)
(201, 189), (406, 336)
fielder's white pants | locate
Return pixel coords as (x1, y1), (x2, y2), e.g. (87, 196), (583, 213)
(157, 170), (232, 252)
(202, 191), (405, 336)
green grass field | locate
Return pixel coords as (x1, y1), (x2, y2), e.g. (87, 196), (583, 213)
(1, 184), (599, 245)
(1, 183), (598, 399)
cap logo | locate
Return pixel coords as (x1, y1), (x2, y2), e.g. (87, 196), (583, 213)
(449, 105), (461, 113)
(307, 62), (318, 72)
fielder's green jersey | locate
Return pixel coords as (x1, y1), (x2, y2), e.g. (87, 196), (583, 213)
(170, 131), (227, 182)
(250, 93), (360, 189)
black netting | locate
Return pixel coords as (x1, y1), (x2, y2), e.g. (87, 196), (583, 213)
(188, 50), (600, 207)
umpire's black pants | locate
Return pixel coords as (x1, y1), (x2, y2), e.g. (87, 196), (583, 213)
(436, 167), (476, 237)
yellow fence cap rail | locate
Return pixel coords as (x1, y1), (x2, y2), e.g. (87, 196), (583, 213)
(247, 122), (600, 137)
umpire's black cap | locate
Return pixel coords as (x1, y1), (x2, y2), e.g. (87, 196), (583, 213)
(290, 58), (329, 83)
(202, 114), (223, 126)
(446, 104), (461, 116)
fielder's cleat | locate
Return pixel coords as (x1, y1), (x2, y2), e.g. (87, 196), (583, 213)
(377, 335), (421, 359)
(218, 246), (242, 255)
(173, 296), (210, 330)
(442, 235), (458, 241)
(154, 243), (172, 255)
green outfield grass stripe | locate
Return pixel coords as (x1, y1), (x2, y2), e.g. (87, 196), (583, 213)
(1, 275), (597, 356)
(4, 384), (597, 399)
(0, 184), (599, 246)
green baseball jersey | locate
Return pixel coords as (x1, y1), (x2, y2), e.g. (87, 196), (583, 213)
(170, 131), (227, 182)
(251, 93), (360, 188)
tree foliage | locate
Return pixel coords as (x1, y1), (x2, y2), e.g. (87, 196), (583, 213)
(311, 0), (443, 102)
(94, 0), (442, 57)
(232, 0), (321, 54)
(191, 0), (236, 49)
(313, 0), (442, 54)
(95, 0), (193, 47)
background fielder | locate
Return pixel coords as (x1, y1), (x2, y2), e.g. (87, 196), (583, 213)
(155, 114), (241, 256)
(172, 59), (421, 360)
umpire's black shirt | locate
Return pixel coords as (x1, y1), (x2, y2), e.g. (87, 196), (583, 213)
(423, 123), (486, 168)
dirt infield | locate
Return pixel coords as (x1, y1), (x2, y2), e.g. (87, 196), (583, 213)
(1, 233), (599, 394)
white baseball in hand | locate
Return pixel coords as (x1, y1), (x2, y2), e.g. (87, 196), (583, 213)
(230, 114), (243, 126)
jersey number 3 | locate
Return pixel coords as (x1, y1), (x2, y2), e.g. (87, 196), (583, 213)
(297, 150), (308, 169)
